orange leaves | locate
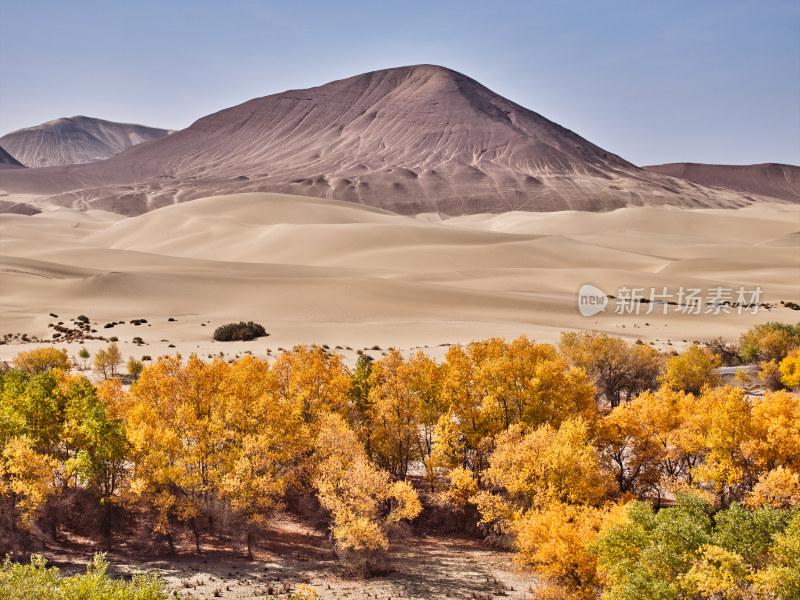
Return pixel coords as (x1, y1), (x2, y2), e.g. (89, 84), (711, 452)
(560, 331), (662, 408)
(271, 345), (350, 424)
(366, 349), (426, 479)
(0, 435), (60, 530)
(114, 348), (354, 549)
(597, 385), (800, 509)
(512, 502), (624, 600)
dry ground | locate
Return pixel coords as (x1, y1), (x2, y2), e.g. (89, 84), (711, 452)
(41, 515), (539, 600)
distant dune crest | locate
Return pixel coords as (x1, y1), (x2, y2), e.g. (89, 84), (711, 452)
(0, 116), (170, 168)
(0, 65), (796, 215)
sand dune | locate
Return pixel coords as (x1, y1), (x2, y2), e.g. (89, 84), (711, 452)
(0, 116), (170, 168)
(0, 192), (797, 365)
(0, 66), (784, 216)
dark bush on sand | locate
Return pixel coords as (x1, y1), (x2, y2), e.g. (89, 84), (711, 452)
(213, 321), (267, 342)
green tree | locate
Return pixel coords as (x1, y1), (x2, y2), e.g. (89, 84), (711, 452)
(78, 347), (91, 370)
(127, 357), (144, 381)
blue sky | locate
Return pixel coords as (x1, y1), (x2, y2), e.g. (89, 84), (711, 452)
(0, 0), (798, 166)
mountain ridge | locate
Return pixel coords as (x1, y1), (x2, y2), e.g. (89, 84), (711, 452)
(0, 116), (170, 168)
(0, 65), (792, 215)
(0, 145), (24, 169)
(644, 162), (800, 203)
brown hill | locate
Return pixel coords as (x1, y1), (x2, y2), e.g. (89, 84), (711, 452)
(0, 116), (170, 168)
(0, 66), (787, 215)
(0, 145), (23, 169)
(644, 163), (800, 203)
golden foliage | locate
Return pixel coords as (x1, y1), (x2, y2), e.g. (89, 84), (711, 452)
(779, 348), (800, 389)
(747, 467), (800, 509)
(13, 347), (70, 374)
(513, 502), (626, 600)
(660, 344), (721, 394)
(313, 413), (420, 571)
(438, 336), (595, 478)
(560, 331), (662, 407)
(0, 435), (60, 529)
(482, 419), (612, 511)
(679, 544), (753, 599)
(446, 466), (478, 507)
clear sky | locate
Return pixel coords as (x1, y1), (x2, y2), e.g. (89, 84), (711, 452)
(0, 0), (798, 166)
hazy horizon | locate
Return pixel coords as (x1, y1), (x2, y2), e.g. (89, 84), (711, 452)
(0, 0), (798, 166)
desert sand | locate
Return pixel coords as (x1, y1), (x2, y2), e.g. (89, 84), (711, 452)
(0, 192), (797, 367)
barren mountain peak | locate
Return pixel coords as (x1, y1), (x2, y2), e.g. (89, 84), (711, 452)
(0, 66), (792, 215)
(0, 116), (170, 168)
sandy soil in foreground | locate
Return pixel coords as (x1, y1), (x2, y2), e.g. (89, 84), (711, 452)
(44, 515), (539, 600)
(0, 193), (798, 366)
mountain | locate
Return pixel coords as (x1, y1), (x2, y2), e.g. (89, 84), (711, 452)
(0, 116), (170, 168)
(0, 66), (788, 215)
(0, 145), (23, 169)
(644, 163), (800, 203)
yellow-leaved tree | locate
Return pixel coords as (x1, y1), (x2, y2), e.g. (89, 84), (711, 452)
(475, 418), (618, 599)
(597, 387), (699, 505)
(366, 349), (423, 480)
(675, 385), (754, 506)
(313, 413), (421, 575)
(215, 356), (305, 559)
(660, 344), (721, 394)
(365, 349), (443, 484)
(779, 348), (800, 389)
(112, 354), (231, 554)
(434, 337), (595, 482)
(744, 389), (800, 509)
(271, 345), (351, 424)
(13, 347), (70, 375)
(560, 331), (662, 407)
(0, 435), (60, 532)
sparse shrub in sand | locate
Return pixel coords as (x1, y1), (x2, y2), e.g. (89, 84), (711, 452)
(13, 347), (70, 374)
(213, 321), (267, 341)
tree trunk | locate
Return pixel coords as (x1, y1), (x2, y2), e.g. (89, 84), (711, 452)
(102, 500), (113, 550)
(190, 517), (201, 554)
(166, 532), (175, 556)
(247, 530), (253, 561)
